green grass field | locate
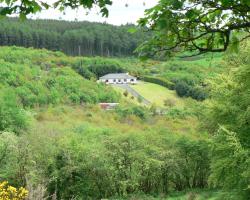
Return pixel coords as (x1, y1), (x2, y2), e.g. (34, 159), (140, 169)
(131, 81), (186, 108)
(112, 85), (142, 105)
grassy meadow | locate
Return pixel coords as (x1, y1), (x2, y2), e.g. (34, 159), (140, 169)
(131, 81), (187, 108)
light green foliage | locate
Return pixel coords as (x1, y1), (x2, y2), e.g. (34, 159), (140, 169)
(0, 132), (29, 186)
(0, 46), (120, 108)
(137, 0), (250, 56)
(22, 106), (209, 199)
(202, 40), (250, 199)
(203, 41), (250, 147)
(0, 89), (28, 134)
(209, 127), (250, 199)
(115, 105), (148, 120)
(0, 40), (249, 199)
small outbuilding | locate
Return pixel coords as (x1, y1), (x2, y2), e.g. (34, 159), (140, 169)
(99, 103), (119, 110)
(98, 73), (137, 84)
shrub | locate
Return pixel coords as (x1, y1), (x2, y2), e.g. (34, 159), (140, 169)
(0, 90), (28, 134)
(141, 76), (174, 89)
(175, 81), (190, 97)
(188, 86), (208, 101)
(165, 108), (193, 119)
(87, 63), (124, 78)
(0, 181), (28, 200)
(164, 99), (176, 107)
(73, 66), (95, 79)
(175, 81), (207, 101)
(116, 105), (148, 120)
(123, 90), (129, 97)
(137, 96), (143, 103)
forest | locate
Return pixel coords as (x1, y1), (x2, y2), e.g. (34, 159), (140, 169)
(0, 0), (249, 199)
(0, 18), (147, 57)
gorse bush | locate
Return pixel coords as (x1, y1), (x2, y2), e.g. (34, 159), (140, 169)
(0, 181), (28, 200)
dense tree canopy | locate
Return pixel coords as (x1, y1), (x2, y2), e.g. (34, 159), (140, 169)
(0, 18), (148, 56)
(137, 0), (250, 57)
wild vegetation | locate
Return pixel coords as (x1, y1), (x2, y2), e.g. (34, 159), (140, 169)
(0, 41), (249, 199)
(0, 0), (249, 199)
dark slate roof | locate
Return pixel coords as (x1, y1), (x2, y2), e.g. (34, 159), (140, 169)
(99, 73), (136, 80)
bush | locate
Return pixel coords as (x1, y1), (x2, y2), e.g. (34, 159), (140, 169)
(209, 127), (250, 199)
(175, 81), (190, 97)
(73, 65), (95, 79)
(164, 99), (176, 107)
(141, 76), (174, 89)
(137, 96), (143, 103)
(88, 63), (125, 78)
(175, 81), (207, 101)
(123, 90), (129, 97)
(189, 86), (208, 101)
(0, 181), (28, 200)
(116, 105), (148, 119)
(0, 90), (28, 134)
(165, 108), (194, 119)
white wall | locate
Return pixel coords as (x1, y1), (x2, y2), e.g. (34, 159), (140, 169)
(100, 78), (137, 84)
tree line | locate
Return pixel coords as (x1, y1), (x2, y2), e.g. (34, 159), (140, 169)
(0, 18), (148, 57)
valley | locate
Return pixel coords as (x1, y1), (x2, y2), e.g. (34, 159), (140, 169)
(0, 6), (249, 198)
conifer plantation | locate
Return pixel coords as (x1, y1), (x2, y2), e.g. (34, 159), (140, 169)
(0, 18), (147, 56)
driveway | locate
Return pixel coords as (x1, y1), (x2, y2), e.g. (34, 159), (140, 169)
(114, 84), (151, 106)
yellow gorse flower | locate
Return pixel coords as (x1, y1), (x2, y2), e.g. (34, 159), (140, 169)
(0, 181), (28, 200)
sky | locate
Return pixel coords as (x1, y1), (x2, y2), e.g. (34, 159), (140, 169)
(29, 0), (158, 25)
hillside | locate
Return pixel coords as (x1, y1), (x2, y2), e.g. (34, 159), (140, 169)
(0, 18), (148, 57)
(0, 47), (120, 107)
(0, 46), (208, 199)
(0, 45), (249, 200)
(0, 0), (249, 198)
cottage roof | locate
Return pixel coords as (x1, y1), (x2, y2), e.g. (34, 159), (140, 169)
(99, 73), (136, 80)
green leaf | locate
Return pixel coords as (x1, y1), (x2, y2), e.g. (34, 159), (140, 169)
(19, 13), (27, 20)
(0, 7), (12, 15)
(127, 27), (138, 34)
(41, 2), (50, 9)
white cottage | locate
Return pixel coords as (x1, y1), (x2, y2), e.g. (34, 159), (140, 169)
(99, 73), (137, 84)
